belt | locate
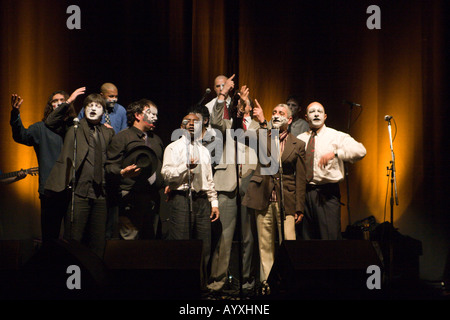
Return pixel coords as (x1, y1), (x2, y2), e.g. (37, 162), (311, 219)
(170, 189), (207, 199)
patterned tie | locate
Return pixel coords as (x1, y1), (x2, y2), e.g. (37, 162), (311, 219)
(243, 118), (247, 131)
(305, 131), (316, 183)
(223, 102), (230, 120)
(104, 110), (111, 125)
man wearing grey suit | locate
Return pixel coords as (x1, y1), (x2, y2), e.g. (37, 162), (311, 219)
(208, 79), (261, 293)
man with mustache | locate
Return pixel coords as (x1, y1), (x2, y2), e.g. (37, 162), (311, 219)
(297, 102), (366, 240)
(242, 102), (306, 293)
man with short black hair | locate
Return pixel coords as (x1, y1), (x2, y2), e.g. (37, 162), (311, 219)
(105, 99), (164, 240)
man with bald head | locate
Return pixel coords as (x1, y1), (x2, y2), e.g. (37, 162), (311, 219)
(78, 82), (127, 134)
(297, 102), (367, 240)
(205, 75), (233, 122)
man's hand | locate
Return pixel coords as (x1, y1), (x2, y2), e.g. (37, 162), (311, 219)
(253, 99), (266, 124)
(120, 164), (141, 178)
(210, 207), (220, 222)
(294, 212), (304, 224)
(17, 170), (28, 180)
(67, 87), (86, 104)
(220, 74), (235, 97)
(237, 85), (250, 115)
(318, 151), (336, 169)
(11, 94), (24, 111)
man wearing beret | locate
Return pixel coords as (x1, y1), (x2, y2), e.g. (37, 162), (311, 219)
(105, 99), (164, 240)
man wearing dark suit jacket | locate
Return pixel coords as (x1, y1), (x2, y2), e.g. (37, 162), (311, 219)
(105, 99), (164, 240)
(242, 101), (306, 291)
(45, 94), (114, 258)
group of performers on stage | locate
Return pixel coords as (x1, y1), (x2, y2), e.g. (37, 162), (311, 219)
(6, 75), (366, 295)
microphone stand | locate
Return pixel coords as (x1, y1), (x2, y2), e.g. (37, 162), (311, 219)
(344, 104), (353, 225)
(185, 133), (194, 239)
(275, 131), (286, 242)
(233, 134), (244, 298)
(230, 106), (244, 298)
(71, 121), (79, 232)
(386, 117), (399, 288)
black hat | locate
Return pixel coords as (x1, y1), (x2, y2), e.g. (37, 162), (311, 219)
(122, 145), (158, 179)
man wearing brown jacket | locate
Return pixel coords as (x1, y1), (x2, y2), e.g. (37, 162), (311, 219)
(242, 102), (306, 290)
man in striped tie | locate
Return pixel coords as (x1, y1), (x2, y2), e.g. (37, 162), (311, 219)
(297, 102), (367, 240)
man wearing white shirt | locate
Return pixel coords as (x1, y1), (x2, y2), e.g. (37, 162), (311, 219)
(297, 102), (367, 240)
(161, 113), (220, 289)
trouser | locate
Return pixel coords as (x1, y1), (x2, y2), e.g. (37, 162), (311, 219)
(167, 192), (211, 289)
(256, 202), (296, 282)
(118, 190), (160, 240)
(209, 191), (257, 290)
(302, 183), (342, 240)
(40, 191), (70, 242)
(64, 194), (107, 258)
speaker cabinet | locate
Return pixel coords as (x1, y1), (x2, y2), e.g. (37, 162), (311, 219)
(267, 240), (384, 299)
(19, 239), (108, 299)
(103, 240), (202, 299)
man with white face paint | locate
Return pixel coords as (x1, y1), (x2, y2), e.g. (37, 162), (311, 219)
(45, 93), (115, 258)
(78, 83), (127, 134)
(105, 99), (164, 240)
(297, 102), (366, 240)
(242, 102), (306, 292)
(161, 112), (219, 290)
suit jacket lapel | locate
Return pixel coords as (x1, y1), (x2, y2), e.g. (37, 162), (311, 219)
(281, 134), (296, 163)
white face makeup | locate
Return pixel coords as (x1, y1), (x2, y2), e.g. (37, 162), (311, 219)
(51, 94), (66, 110)
(271, 115), (289, 129)
(306, 103), (327, 129)
(143, 106), (158, 130)
(85, 102), (104, 122)
(271, 106), (291, 130)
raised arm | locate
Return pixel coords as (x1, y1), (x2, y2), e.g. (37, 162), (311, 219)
(10, 94), (37, 146)
(45, 87), (85, 130)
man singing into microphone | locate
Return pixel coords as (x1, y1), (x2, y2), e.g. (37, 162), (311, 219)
(45, 94), (115, 258)
(161, 112), (220, 290)
(297, 102), (366, 240)
(205, 75), (233, 123)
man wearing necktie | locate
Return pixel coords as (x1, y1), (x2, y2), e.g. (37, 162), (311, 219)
(297, 102), (367, 240)
(242, 102), (306, 293)
(78, 83), (127, 134)
(45, 94), (115, 258)
(205, 74), (234, 124)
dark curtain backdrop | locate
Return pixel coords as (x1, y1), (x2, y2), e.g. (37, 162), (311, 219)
(0, 0), (448, 281)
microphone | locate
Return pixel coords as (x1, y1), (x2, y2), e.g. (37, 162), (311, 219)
(182, 119), (189, 128)
(343, 100), (362, 107)
(73, 117), (80, 129)
(197, 88), (211, 107)
(384, 115), (393, 121)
